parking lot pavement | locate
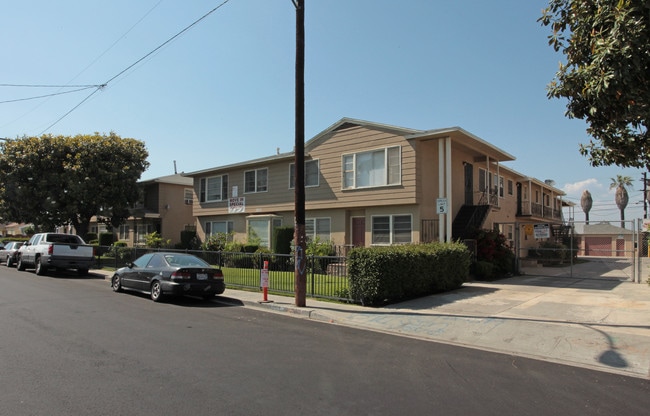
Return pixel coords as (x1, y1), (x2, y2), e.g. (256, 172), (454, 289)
(94, 269), (650, 379)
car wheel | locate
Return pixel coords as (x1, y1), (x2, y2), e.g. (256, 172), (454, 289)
(17, 256), (26, 271)
(78, 268), (89, 276)
(35, 258), (46, 276)
(111, 275), (122, 292)
(150, 281), (163, 302)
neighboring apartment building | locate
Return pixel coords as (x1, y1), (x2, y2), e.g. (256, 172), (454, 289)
(183, 118), (567, 255)
(89, 174), (195, 246)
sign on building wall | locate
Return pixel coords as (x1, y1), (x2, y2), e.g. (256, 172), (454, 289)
(228, 197), (245, 213)
(533, 223), (550, 239)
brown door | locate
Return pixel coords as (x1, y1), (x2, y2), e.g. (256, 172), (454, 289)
(352, 217), (365, 247)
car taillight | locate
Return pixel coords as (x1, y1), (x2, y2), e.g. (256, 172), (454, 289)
(171, 271), (191, 280)
(48, 244), (54, 255)
(213, 270), (224, 279)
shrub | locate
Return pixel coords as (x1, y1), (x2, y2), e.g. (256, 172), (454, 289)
(202, 232), (231, 251)
(347, 242), (471, 306)
(273, 226), (294, 255)
(98, 232), (114, 247)
(180, 230), (201, 250)
(145, 232), (170, 248)
(466, 229), (514, 277)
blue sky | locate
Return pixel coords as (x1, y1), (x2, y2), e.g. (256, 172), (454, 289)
(1, 0), (647, 224)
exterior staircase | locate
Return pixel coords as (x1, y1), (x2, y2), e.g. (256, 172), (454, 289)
(452, 205), (490, 240)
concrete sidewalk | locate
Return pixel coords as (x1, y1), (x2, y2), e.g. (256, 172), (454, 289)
(97, 269), (650, 379)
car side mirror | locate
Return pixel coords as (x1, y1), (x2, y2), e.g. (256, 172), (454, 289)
(126, 262), (134, 268)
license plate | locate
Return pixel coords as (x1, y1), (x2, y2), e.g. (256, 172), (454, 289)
(197, 273), (208, 280)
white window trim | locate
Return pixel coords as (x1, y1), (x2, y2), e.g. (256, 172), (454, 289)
(341, 146), (401, 190)
(289, 159), (320, 189)
(205, 220), (233, 236)
(370, 214), (412, 245)
(244, 168), (268, 194)
(305, 217), (331, 241)
(200, 175), (227, 203)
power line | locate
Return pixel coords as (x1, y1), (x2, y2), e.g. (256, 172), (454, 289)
(40, 0), (232, 134)
(0, 86), (99, 104)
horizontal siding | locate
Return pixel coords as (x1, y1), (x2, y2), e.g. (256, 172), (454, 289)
(193, 125), (418, 216)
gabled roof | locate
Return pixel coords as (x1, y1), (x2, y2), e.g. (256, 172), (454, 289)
(305, 118), (421, 151)
(183, 117), (516, 177)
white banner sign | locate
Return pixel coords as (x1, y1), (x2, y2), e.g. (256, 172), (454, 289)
(228, 197), (245, 213)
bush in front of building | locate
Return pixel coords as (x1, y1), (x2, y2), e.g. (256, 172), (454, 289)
(347, 242), (471, 306)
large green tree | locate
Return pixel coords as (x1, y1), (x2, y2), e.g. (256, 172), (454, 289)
(0, 132), (149, 239)
(540, 0), (650, 168)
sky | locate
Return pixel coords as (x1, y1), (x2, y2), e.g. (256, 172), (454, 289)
(1, 0), (647, 225)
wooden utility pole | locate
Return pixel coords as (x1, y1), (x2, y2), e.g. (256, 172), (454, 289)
(293, 0), (306, 307)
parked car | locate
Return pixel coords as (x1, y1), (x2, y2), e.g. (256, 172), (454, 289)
(17, 232), (94, 276)
(0, 241), (23, 267)
(111, 252), (226, 302)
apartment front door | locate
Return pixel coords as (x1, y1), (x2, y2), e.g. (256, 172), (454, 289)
(352, 217), (365, 247)
(464, 162), (473, 205)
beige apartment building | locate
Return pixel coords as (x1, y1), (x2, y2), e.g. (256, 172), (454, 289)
(183, 118), (567, 255)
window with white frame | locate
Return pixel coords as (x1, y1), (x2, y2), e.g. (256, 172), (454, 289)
(118, 225), (130, 240)
(371, 214), (412, 244)
(290, 160), (319, 188)
(245, 168), (268, 193)
(305, 217), (331, 241)
(342, 146), (400, 189)
(136, 224), (154, 245)
(184, 188), (193, 205)
(205, 220), (233, 237)
(507, 180), (513, 195)
(199, 175), (228, 202)
(247, 216), (281, 248)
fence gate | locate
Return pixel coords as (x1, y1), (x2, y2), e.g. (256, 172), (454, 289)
(510, 220), (640, 282)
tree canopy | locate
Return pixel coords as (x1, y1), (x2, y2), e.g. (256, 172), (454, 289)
(539, 0), (650, 168)
(0, 132), (149, 239)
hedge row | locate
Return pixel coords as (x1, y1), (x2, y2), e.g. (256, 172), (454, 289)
(347, 242), (471, 306)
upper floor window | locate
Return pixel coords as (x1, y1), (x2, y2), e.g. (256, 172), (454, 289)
(184, 188), (193, 205)
(342, 146), (400, 189)
(199, 175), (228, 203)
(290, 160), (320, 188)
(507, 180), (513, 195)
(245, 168), (268, 193)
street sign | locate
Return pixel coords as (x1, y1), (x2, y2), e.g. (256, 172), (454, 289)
(436, 198), (448, 214)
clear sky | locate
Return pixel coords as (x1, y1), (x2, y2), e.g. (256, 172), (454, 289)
(1, 0), (647, 224)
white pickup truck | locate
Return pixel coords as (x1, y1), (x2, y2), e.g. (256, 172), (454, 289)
(17, 233), (95, 276)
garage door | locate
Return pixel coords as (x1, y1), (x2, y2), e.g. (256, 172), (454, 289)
(584, 237), (612, 256)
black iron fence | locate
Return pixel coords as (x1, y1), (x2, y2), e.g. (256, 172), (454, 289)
(93, 246), (351, 302)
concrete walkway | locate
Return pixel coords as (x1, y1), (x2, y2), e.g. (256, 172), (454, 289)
(97, 265), (650, 379)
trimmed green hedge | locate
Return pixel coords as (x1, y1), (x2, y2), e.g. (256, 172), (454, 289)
(347, 242), (471, 306)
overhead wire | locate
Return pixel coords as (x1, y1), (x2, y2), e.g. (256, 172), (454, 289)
(41, 0), (233, 134)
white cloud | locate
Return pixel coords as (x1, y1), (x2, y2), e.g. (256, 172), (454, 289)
(561, 178), (600, 197)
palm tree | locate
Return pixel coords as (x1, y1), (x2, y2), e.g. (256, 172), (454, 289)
(610, 175), (633, 228)
(581, 190), (593, 224)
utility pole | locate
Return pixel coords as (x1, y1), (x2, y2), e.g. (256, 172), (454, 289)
(643, 172), (648, 220)
(293, 0), (306, 307)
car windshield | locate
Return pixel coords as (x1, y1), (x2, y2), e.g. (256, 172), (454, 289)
(163, 254), (210, 268)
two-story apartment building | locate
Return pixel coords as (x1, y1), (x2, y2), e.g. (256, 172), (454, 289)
(89, 174), (195, 246)
(183, 118), (567, 254)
